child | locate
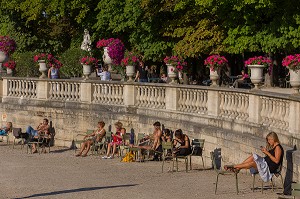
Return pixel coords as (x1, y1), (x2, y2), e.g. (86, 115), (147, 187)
(0, 122), (12, 135)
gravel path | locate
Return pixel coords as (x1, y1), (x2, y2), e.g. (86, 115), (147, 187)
(0, 144), (280, 199)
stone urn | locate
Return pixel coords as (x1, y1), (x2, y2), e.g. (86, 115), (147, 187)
(103, 47), (113, 71)
(166, 64), (177, 84)
(289, 68), (300, 94)
(6, 68), (13, 75)
(82, 64), (92, 80)
(209, 68), (219, 86)
(248, 65), (266, 89)
(0, 51), (8, 73)
(126, 65), (135, 82)
(38, 60), (48, 79)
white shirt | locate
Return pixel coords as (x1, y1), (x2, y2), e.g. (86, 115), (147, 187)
(99, 71), (111, 81)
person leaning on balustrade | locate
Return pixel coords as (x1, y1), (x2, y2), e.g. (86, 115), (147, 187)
(225, 132), (284, 183)
(76, 121), (106, 157)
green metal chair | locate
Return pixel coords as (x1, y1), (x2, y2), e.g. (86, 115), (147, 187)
(189, 139), (205, 170)
(74, 129), (94, 154)
(118, 133), (131, 160)
(129, 133), (145, 160)
(210, 151), (239, 195)
(161, 141), (174, 173)
(252, 161), (284, 193)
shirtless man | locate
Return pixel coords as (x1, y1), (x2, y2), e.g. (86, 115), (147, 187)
(26, 118), (50, 153)
(138, 121), (163, 152)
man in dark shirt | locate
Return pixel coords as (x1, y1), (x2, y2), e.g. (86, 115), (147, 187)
(134, 61), (148, 82)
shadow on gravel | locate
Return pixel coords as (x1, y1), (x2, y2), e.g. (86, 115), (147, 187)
(50, 148), (72, 153)
(14, 184), (138, 199)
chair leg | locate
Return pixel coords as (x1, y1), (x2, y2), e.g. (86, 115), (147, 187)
(215, 174), (219, 194)
(185, 157), (188, 172)
(252, 174), (256, 192)
(235, 173), (239, 194)
(176, 157), (178, 172)
(261, 180), (264, 193)
(201, 156), (205, 169)
(190, 156), (192, 170)
(280, 174), (284, 191)
(271, 178), (274, 192)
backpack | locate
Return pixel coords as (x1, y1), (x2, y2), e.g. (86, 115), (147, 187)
(121, 151), (135, 162)
(12, 128), (22, 138)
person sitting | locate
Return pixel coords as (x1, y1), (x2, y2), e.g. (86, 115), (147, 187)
(75, 121), (106, 157)
(137, 121), (163, 161)
(172, 129), (192, 156)
(0, 122), (12, 136)
(99, 65), (111, 81)
(26, 118), (50, 153)
(102, 121), (126, 159)
(162, 129), (172, 142)
(231, 70), (249, 88)
(225, 132), (284, 183)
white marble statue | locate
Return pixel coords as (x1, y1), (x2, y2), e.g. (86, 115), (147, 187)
(81, 29), (91, 52)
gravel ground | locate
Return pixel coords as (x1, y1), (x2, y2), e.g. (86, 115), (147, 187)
(0, 144), (281, 199)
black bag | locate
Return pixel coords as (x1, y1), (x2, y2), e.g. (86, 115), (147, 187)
(192, 145), (203, 156)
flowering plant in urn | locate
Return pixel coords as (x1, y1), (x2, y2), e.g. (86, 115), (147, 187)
(80, 56), (98, 66)
(163, 56), (187, 71)
(121, 51), (140, 67)
(282, 54), (300, 71)
(96, 38), (125, 65)
(34, 53), (63, 68)
(3, 60), (16, 69)
(244, 56), (272, 68)
(0, 36), (17, 55)
(204, 55), (228, 71)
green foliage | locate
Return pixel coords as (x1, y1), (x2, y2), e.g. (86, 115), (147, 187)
(12, 52), (40, 77)
(60, 48), (87, 78)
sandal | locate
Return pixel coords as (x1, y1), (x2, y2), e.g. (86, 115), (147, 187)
(75, 153), (81, 157)
(224, 165), (234, 171)
(81, 154), (88, 157)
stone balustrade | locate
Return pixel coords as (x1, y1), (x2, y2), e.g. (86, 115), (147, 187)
(1, 77), (300, 137)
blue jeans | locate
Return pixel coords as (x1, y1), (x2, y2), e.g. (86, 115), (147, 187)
(139, 79), (148, 82)
(26, 126), (38, 137)
(0, 130), (7, 135)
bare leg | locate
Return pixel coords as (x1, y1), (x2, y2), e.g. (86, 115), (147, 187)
(235, 161), (257, 170)
(82, 140), (93, 156)
(241, 155), (254, 164)
(111, 143), (117, 157)
(106, 143), (112, 156)
(32, 143), (37, 152)
(76, 141), (87, 156)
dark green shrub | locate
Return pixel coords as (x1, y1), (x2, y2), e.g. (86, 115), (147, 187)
(12, 52), (40, 77)
(60, 48), (89, 78)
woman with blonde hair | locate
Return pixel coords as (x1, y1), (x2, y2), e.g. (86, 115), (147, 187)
(102, 121), (126, 159)
(226, 132), (284, 182)
(75, 121), (106, 157)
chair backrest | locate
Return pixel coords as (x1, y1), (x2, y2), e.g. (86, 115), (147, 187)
(210, 152), (219, 173)
(123, 133), (131, 145)
(12, 128), (22, 138)
(105, 131), (112, 142)
(191, 139), (205, 156)
(292, 183), (300, 197)
(136, 133), (145, 144)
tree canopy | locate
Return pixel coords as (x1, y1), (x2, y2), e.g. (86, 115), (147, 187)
(1, 0), (300, 59)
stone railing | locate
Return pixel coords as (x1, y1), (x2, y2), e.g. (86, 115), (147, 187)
(2, 77), (300, 137)
(1, 78), (299, 131)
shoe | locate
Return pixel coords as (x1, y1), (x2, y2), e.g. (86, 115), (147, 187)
(82, 154), (87, 157)
(229, 86), (234, 88)
(102, 156), (108, 159)
(107, 156), (114, 159)
(75, 153), (81, 157)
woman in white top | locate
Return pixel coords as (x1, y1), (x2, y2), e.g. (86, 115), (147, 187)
(99, 65), (111, 81)
(75, 121), (106, 157)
